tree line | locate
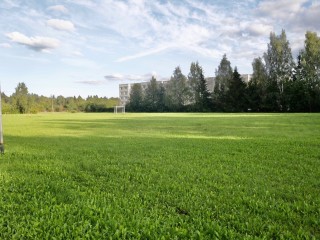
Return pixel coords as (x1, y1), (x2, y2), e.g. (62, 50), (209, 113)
(127, 30), (320, 112)
(1, 82), (119, 114)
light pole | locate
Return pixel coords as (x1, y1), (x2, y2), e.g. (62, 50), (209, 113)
(0, 84), (4, 154)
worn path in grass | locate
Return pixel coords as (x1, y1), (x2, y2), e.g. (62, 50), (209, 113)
(0, 113), (319, 239)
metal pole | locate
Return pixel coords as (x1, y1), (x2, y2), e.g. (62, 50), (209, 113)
(51, 95), (54, 112)
(0, 84), (4, 154)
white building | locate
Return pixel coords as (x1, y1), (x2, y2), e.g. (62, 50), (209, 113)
(119, 80), (169, 106)
(119, 83), (132, 106)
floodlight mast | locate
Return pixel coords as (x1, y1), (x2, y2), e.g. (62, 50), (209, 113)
(0, 84), (4, 154)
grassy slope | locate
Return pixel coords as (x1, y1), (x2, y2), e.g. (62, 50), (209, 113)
(0, 113), (319, 239)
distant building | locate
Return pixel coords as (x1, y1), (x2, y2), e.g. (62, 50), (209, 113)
(205, 74), (252, 92)
(119, 83), (132, 106)
(205, 77), (215, 92)
(241, 74), (253, 83)
(119, 80), (168, 106)
(119, 74), (252, 106)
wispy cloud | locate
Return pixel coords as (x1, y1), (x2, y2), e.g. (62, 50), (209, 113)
(116, 45), (174, 62)
(47, 0), (319, 66)
(104, 72), (162, 82)
(257, 0), (307, 18)
(71, 51), (83, 57)
(84, 0), (219, 61)
(47, 5), (69, 14)
(5, 32), (60, 52)
(0, 43), (11, 48)
(243, 23), (274, 37)
(47, 19), (75, 32)
(0, 0), (19, 9)
(61, 57), (99, 69)
(76, 80), (105, 85)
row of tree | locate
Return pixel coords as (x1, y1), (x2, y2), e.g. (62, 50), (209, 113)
(127, 30), (320, 112)
(1, 83), (119, 114)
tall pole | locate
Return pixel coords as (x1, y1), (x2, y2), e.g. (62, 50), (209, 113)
(51, 95), (54, 112)
(0, 84), (4, 154)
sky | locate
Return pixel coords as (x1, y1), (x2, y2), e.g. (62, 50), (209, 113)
(0, 0), (319, 98)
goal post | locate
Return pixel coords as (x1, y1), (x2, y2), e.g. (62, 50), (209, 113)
(114, 105), (125, 114)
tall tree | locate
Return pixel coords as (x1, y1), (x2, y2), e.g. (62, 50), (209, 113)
(188, 62), (211, 111)
(157, 83), (166, 112)
(144, 76), (159, 112)
(264, 30), (295, 111)
(226, 67), (247, 112)
(247, 57), (268, 111)
(286, 54), (309, 112)
(127, 83), (144, 112)
(12, 82), (29, 113)
(188, 62), (200, 106)
(300, 31), (320, 111)
(166, 66), (189, 111)
(214, 54), (233, 92)
(212, 54), (233, 111)
(197, 70), (211, 112)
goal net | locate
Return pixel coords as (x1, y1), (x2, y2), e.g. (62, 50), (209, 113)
(114, 105), (125, 114)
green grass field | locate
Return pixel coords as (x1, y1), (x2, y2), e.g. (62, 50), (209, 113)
(0, 113), (319, 239)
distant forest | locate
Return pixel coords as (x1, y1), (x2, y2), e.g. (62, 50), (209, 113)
(1, 83), (119, 114)
(126, 30), (320, 113)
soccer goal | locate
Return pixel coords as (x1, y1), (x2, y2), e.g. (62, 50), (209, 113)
(114, 105), (125, 114)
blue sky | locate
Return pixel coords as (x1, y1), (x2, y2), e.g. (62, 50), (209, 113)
(0, 0), (319, 98)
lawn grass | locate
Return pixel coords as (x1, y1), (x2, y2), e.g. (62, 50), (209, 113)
(0, 113), (319, 239)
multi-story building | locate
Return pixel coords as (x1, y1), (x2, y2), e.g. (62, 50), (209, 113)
(205, 77), (215, 92)
(119, 74), (252, 105)
(241, 74), (252, 83)
(119, 83), (132, 106)
(119, 80), (169, 106)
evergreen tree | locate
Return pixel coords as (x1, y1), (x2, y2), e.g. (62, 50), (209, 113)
(144, 76), (159, 112)
(166, 67), (189, 111)
(188, 62), (200, 106)
(157, 83), (166, 112)
(286, 54), (309, 112)
(247, 57), (267, 111)
(188, 62), (211, 111)
(196, 66), (211, 112)
(127, 83), (144, 112)
(214, 54), (233, 92)
(227, 67), (247, 112)
(212, 54), (233, 111)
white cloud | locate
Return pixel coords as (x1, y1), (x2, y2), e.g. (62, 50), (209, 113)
(72, 51), (83, 57)
(76, 72), (160, 86)
(292, 1), (320, 31)
(47, 5), (69, 14)
(116, 45), (173, 62)
(104, 73), (159, 82)
(47, 19), (75, 32)
(76, 80), (105, 85)
(61, 58), (99, 69)
(244, 23), (274, 37)
(68, 0), (96, 8)
(257, 0), (306, 18)
(90, 0), (221, 62)
(0, 43), (11, 48)
(253, 0), (320, 57)
(0, 0), (19, 9)
(5, 32), (60, 52)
